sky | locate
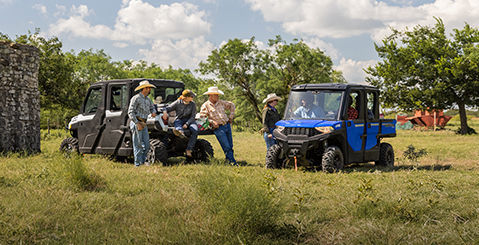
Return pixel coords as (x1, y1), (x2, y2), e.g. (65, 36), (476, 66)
(1, 0), (479, 83)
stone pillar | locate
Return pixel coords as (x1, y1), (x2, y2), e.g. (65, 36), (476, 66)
(0, 41), (41, 154)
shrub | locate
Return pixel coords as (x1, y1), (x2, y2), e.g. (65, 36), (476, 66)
(62, 154), (106, 192)
(194, 169), (283, 242)
(403, 145), (428, 162)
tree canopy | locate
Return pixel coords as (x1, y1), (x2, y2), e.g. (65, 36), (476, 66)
(366, 18), (479, 134)
(199, 36), (344, 123)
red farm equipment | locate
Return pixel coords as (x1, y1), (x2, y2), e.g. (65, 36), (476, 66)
(396, 109), (452, 129)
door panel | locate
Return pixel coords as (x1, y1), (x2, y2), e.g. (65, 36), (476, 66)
(364, 90), (380, 161)
(345, 90), (365, 163)
(97, 84), (129, 155)
(77, 86), (106, 153)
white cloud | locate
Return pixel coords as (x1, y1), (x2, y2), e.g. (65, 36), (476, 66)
(33, 4), (47, 14)
(303, 38), (340, 60)
(335, 58), (377, 83)
(54, 4), (67, 17)
(245, 0), (479, 41)
(50, 5), (113, 40)
(49, 0), (211, 44)
(139, 37), (215, 70)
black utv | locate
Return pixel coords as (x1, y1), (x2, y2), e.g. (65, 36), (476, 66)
(60, 78), (214, 164)
(266, 83), (396, 172)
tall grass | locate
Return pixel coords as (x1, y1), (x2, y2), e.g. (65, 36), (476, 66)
(194, 169), (285, 243)
(0, 123), (478, 244)
(62, 154), (107, 192)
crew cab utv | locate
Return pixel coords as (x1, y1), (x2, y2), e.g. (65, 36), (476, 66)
(265, 83), (396, 172)
(60, 78), (214, 164)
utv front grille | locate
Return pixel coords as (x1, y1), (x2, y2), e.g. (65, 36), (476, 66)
(284, 127), (321, 137)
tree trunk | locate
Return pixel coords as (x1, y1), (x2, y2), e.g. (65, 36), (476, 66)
(243, 90), (262, 123)
(238, 76), (263, 123)
(458, 102), (470, 135)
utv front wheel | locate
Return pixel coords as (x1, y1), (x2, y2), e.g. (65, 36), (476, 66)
(375, 142), (394, 167)
(321, 146), (344, 173)
(59, 137), (79, 154)
(146, 139), (168, 165)
(265, 144), (285, 169)
(192, 139), (214, 162)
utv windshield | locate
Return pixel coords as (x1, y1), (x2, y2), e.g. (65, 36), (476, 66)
(284, 90), (343, 120)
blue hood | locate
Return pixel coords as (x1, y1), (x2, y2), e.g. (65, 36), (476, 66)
(276, 120), (342, 128)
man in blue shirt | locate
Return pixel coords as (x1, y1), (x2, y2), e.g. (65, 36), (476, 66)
(294, 97), (325, 119)
(128, 80), (157, 166)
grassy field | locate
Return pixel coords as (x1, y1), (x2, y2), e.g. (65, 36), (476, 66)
(1, 119), (478, 244)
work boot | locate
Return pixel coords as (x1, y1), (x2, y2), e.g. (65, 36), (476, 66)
(173, 129), (186, 138)
(185, 149), (193, 157)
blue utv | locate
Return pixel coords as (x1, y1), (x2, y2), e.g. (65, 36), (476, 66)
(266, 83), (396, 172)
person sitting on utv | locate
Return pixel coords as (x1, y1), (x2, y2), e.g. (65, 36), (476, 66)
(162, 89), (197, 158)
(347, 95), (358, 120)
(293, 96), (325, 119)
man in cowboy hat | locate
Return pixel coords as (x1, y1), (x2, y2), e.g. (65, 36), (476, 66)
(200, 86), (237, 165)
(128, 80), (157, 166)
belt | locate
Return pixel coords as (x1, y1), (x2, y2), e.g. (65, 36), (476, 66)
(136, 116), (147, 123)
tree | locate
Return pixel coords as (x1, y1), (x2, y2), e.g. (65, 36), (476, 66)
(266, 36), (342, 96)
(263, 36), (345, 114)
(199, 37), (267, 122)
(15, 30), (78, 110)
(366, 18), (479, 134)
(199, 36), (344, 124)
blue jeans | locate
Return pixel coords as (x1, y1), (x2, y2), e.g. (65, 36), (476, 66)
(263, 132), (277, 150)
(130, 121), (150, 166)
(214, 123), (236, 164)
(174, 118), (198, 151)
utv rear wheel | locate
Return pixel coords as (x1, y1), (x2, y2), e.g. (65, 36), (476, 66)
(146, 139), (168, 165)
(59, 137), (79, 154)
(192, 139), (214, 162)
(321, 146), (344, 173)
(265, 144), (285, 169)
(375, 142), (394, 167)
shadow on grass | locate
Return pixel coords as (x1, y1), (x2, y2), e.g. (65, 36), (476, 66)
(342, 163), (452, 173)
(299, 163), (452, 173)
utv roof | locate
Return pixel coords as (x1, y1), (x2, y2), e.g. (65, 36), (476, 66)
(291, 83), (377, 91)
(91, 78), (184, 87)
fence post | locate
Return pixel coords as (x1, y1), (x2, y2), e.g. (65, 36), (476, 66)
(47, 118), (50, 135)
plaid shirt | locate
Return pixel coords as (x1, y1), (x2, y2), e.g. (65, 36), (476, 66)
(200, 99), (235, 125)
(347, 107), (358, 120)
(128, 93), (156, 123)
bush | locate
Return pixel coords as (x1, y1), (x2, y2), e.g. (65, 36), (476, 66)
(403, 145), (428, 162)
(194, 169), (283, 242)
(62, 154), (106, 192)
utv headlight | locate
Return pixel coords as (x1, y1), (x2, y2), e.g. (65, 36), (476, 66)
(315, 126), (334, 133)
(276, 126), (285, 132)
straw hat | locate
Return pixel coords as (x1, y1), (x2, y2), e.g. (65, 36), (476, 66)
(203, 86), (224, 95)
(135, 80), (157, 91)
(263, 93), (282, 103)
(181, 89), (196, 98)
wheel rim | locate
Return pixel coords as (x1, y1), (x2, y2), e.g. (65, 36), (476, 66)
(333, 154), (341, 167)
(386, 150), (393, 164)
(147, 149), (155, 164)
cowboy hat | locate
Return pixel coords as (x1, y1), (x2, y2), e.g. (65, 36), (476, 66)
(203, 86), (224, 95)
(263, 93), (282, 103)
(135, 80), (157, 91)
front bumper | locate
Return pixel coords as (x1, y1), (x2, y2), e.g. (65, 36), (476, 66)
(273, 128), (331, 158)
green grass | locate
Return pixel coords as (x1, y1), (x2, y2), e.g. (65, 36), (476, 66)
(1, 120), (478, 244)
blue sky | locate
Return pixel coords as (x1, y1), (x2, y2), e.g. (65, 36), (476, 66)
(1, 0), (478, 83)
